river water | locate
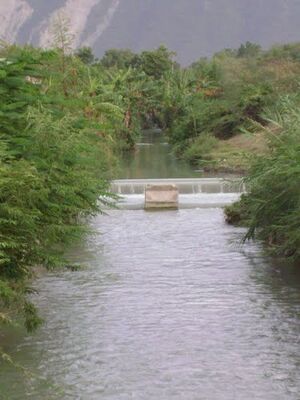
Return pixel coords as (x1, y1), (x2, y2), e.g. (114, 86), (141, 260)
(1, 133), (300, 400)
(118, 129), (202, 179)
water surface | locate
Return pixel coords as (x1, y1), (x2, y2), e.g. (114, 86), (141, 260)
(119, 130), (207, 179)
(1, 209), (300, 399)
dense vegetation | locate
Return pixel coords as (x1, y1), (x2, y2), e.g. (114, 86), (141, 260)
(97, 42), (300, 173)
(1, 29), (300, 350)
(0, 41), (140, 335)
(162, 42), (300, 171)
(225, 98), (300, 264)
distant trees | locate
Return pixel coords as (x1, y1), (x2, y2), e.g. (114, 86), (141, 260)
(75, 46), (95, 64)
(139, 45), (177, 79)
(100, 48), (138, 69)
(237, 41), (261, 58)
(99, 45), (177, 78)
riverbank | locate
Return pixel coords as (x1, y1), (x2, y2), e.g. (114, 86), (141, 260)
(224, 107), (300, 264)
(198, 131), (268, 174)
(0, 44), (125, 333)
(160, 44), (300, 177)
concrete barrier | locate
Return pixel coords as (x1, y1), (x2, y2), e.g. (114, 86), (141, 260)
(145, 184), (179, 210)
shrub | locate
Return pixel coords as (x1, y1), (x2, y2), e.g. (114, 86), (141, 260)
(226, 100), (300, 262)
(183, 134), (218, 165)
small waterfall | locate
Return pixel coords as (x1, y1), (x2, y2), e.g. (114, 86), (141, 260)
(111, 178), (245, 196)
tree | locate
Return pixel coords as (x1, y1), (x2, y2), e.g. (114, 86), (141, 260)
(100, 49), (138, 69)
(75, 46), (95, 64)
(237, 41), (262, 58)
(140, 46), (177, 79)
(0, 45), (119, 335)
(49, 12), (74, 96)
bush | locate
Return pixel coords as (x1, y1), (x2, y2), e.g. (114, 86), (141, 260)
(226, 100), (300, 262)
(0, 47), (117, 332)
(183, 134), (218, 165)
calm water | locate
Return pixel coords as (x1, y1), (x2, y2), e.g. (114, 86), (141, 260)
(119, 130), (215, 179)
(1, 133), (300, 399)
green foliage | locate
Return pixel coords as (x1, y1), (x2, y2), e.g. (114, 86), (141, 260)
(75, 47), (95, 65)
(225, 194), (251, 225)
(237, 41), (262, 58)
(265, 43), (300, 61)
(0, 45), (122, 332)
(0, 54), (41, 153)
(226, 98), (300, 262)
(139, 46), (177, 79)
(100, 49), (138, 69)
(182, 134), (218, 165)
(160, 42), (300, 167)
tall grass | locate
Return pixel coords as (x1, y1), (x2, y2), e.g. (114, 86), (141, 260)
(225, 98), (300, 263)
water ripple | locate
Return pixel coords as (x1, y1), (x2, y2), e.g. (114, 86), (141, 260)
(2, 208), (300, 400)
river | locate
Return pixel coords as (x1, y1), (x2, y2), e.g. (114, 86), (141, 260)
(1, 132), (300, 400)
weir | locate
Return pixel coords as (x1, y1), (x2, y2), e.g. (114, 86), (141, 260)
(111, 178), (246, 195)
(111, 178), (245, 210)
(112, 130), (246, 209)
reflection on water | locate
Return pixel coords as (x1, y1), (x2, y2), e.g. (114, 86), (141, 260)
(1, 209), (300, 399)
(118, 130), (204, 179)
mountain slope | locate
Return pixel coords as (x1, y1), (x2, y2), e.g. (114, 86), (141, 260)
(1, 0), (300, 64)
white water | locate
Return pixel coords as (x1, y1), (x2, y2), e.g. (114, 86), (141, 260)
(111, 178), (245, 209)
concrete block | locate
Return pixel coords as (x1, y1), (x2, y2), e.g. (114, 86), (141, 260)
(145, 184), (179, 210)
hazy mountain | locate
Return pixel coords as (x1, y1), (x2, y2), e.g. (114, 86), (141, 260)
(1, 0), (300, 64)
